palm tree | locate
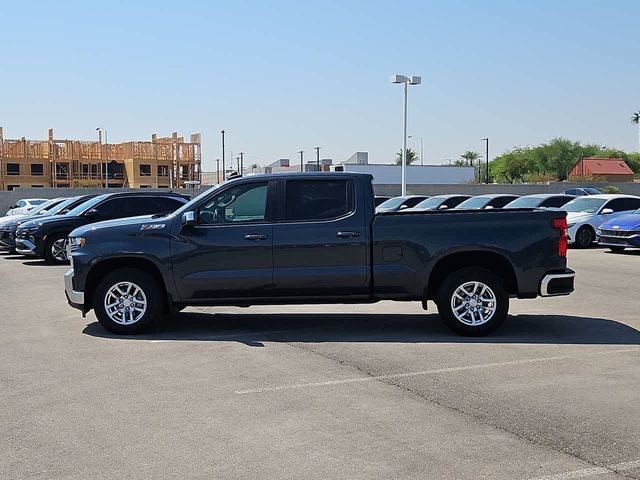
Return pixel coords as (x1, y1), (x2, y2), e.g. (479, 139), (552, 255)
(394, 148), (418, 165)
(460, 150), (481, 166)
(633, 111), (640, 152)
(250, 163), (259, 173)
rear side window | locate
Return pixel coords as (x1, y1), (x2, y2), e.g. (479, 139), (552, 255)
(541, 196), (570, 208)
(285, 180), (352, 221)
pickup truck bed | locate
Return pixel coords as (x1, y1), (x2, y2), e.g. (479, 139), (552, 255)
(64, 172), (574, 336)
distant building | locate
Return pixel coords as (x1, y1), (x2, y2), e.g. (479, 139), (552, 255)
(570, 157), (634, 182)
(264, 159), (295, 174)
(334, 152), (475, 184)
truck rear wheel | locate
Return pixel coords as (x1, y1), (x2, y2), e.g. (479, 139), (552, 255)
(93, 268), (163, 334)
(436, 268), (508, 336)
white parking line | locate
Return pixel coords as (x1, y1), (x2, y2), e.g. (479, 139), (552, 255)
(235, 347), (640, 395)
(527, 458), (640, 480)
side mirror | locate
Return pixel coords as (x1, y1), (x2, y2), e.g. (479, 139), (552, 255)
(601, 208), (614, 215)
(182, 211), (196, 226)
(484, 205), (495, 209)
(84, 208), (99, 218)
(399, 205), (409, 210)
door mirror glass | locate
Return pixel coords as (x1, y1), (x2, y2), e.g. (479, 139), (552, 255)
(182, 211), (196, 226)
(601, 208), (614, 215)
(84, 208), (99, 218)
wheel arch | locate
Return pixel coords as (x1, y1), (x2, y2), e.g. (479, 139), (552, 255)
(84, 256), (172, 312)
(426, 250), (518, 300)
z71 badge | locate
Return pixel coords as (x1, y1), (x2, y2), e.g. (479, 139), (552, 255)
(140, 224), (166, 231)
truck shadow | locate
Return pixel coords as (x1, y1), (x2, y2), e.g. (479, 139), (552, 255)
(82, 312), (640, 346)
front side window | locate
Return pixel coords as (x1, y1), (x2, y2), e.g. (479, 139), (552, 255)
(285, 180), (351, 221)
(198, 182), (268, 225)
(92, 198), (133, 220)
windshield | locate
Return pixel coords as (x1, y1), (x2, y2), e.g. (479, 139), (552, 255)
(503, 197), (544, 209)
(62, 195), (107, 216)
(455, 196), (491, 209)
(377, 197), (407, 209)
(583, 188), (601, 195)
(562, 197), (607, 213)
(413, 197), (448, 209)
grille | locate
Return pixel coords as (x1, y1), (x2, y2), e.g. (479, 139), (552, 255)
(599, 229), (636, 238)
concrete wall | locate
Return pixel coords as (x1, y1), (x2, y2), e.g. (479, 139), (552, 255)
(3, 181), (640, 216)
(0, 187), (208, 216)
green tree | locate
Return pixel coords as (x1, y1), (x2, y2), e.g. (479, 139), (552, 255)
(536, 138), (584, 181)
(394, 148), (418, 165)
(490, 147), (535, 183)
(250, 163), (259, 173)
(460, 150), (481, 166)
(632, 111), (640, 125)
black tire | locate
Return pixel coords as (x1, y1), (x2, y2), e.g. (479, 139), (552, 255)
(608, 246), (626, 253)
(436, 268), (509, 336)
(93, 268), (163, 334)
(574, 226), (595, 249)
(44, 233), (69, 264)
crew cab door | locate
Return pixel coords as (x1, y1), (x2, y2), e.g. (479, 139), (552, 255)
(172, 180), (276, 300)
(272, 178), (369, 297)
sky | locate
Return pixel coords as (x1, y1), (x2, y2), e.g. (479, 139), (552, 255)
(1, 0), (639, 171)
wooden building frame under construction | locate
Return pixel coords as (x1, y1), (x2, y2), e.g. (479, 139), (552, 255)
(0, 127), (201, 190)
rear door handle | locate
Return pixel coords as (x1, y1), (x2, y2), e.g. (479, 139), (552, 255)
(244, 234), (269, 241)
(336, 231), (360, 238)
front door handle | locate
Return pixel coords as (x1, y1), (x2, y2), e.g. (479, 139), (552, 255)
(336, 231), (360, 238)
(244, 234), (269, 241)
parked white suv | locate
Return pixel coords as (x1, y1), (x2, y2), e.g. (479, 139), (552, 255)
(6, 198), (48, 216)
(562, 194), (640, 248)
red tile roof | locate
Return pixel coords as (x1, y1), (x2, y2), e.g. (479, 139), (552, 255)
(570, 157), (634, 176)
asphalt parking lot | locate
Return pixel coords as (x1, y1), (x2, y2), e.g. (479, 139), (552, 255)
(1, 249), (639, 480)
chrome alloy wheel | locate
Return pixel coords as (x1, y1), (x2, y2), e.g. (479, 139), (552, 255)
(51, 238), (68, 262)
(104, 281), (148, 325)
(450, 281), (497, 326)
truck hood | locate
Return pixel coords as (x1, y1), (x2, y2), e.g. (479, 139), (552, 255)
(599, 213), (640, 231)
(70, 215), (172, 237)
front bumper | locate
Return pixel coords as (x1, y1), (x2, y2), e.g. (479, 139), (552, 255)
(15, 238), (37, 256)
(0, 232), (14, 250)
(539, 269), (575, 297)
(597, 230), (640, 249)
(64, 268), (85, 310)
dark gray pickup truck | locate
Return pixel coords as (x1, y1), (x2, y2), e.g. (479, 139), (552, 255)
(64, 172), (575, 336)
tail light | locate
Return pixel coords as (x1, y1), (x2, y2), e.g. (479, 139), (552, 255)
(553, 217), (568, 257)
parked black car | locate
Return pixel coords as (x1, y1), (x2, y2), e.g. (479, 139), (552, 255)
(16, 191), (189, 264)
(64, 173), (574, 336)
(503, 194), (575, 209)
(454, 194), (520, 210)
(0, 196), (98, 253)
(375, 195), (429, 212)
(403, 195), (472, 211)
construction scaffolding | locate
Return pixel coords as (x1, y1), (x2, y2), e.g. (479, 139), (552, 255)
(0, 127), (201, 190)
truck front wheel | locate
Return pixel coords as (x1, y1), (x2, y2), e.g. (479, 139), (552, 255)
(93, 268), (163, 334)
(436, 268), (509, 336)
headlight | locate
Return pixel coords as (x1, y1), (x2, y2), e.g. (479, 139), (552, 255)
(68, 237), (86, 251)
(567, 223), (575, 228)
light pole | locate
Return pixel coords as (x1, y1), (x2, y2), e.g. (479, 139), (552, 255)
(391, 74), (421, 195)
(239, 152), (244, 176)
(221, 130), (226, 181)
(298, 150), (304, 172)
(408, 135), (424, 165)
(314, 146), (321, 171)
(216, 158), (220, 183)
(96, 127), (108, 188)
(481, 138), (489, 184)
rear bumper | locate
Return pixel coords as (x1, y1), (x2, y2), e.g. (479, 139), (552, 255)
(539, 269), (575, 297)
(64, 268), (85, 310)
